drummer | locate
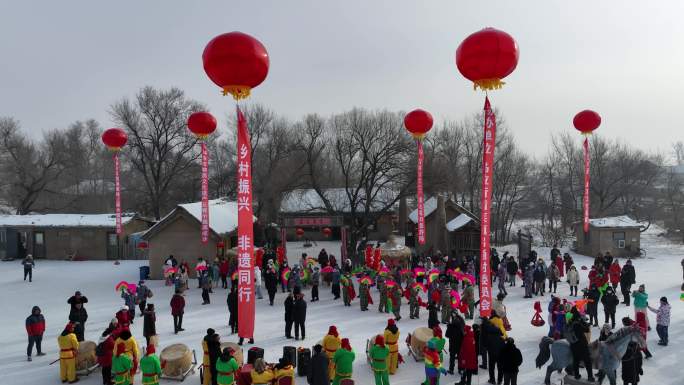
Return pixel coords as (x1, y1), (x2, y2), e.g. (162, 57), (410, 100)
(250, 358), (275, 385)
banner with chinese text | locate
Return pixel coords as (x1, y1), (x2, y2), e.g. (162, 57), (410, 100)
(479, 97), (496, 318)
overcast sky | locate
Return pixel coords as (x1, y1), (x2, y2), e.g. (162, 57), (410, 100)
(2, 1), (683, 156)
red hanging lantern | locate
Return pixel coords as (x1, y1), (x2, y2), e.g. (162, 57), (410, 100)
(137, 241), (148, 250)
(187, 112), (217, 140)
(456, 28), (519, 91)
(573, 110), (601, 135)
(216, 241), (225, 249)
(296, 228), (305, 238)
(202, 31), (270, 100)
(404, 109), (434, 139)
(101, 128), (128, 151)
(322, 227), (332, 237)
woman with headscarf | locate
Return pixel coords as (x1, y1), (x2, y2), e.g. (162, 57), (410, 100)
(383, 319), (400, 374)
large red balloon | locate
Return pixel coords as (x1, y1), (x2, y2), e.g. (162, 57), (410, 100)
(456, 28), (519, 91)
(187, 111), (217, 139)
(573, 110), (601, 134)
(404, 109), (434, 139)
(202, 31), (269, 100)
(102, 128), (128, 150)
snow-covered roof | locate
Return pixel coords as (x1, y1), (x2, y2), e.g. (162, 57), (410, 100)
(280, 188), (396, 214)
(408, 197), (438, 223)
(446, 214), (474, 232)
(589, 216), (643, 229)
(177, 199), (258, 235)
(0, 213), (136, 228)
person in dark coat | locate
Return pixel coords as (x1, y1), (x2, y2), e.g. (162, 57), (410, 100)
(206, 331), (221, 385)
(142, 303), (156, 346)
(427, 301), (440, 329)
(621, 341), (643, 385)
(331, 267), (341, 299)
(136, 281), (151, 317)
(170, 289), (185, 334)
(293, 288), (307, 340)
(445, 311), (465, 374)
(318, 249), (329, 268)
(585, 285), (601, 327)
(569, 308), (595, 382)
(264, 260), (278, 306)
(601, 286), (620, 328)
(499, 338), (522, 385)
(67, 291), (88, 340)
(482, 317), (505, 384)
(25, 305), (45, 361)
(227, 286), (238, 334)
(620, 260), (636, 305)
(22, 254), (35, 282)
(506, 257), (518, 287)
(284, 292), (295, 339)
(308, 344), (329, 385)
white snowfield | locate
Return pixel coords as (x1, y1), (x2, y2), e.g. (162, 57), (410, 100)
(0, 231), (681, 385)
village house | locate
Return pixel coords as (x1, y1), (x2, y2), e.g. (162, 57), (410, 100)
(575, 215), (643, 258)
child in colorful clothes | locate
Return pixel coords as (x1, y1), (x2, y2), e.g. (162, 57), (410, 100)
(368, 335), (390, 385)
(139, 344), (162, 385)
(634, 312), (652, 359)
(648, 296), (671, 346)
(422, 339), (448, 385)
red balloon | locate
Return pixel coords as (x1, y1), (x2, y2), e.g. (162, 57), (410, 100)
(216, 241), (225, 248)
(137, 241), (149, 250)
(296, 228), (305, 238)
(456, 28), (519, 91)
(573, 110), (601, 134)
(404, 109), (434, 139)
(102, 128), (128, 150)
(187, 111), (217, 139)
(203, 31), (269, 100)
(322, 227), (332, 237)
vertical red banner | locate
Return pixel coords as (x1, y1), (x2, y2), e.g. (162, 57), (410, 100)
(583, 138), (590, 233)
(280, 227), (287, 256)
(236, 107), (255, 339)
(340, 226), (347, 261)
(200, 142), (210, 244)
(416, 140), (426, 245)
(114, 152), (122, 235)
(479, 97), (496, 318)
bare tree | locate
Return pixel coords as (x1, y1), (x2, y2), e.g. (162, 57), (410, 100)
(110, 87), (203, 219)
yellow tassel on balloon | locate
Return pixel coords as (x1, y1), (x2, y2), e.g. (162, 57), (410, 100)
(473, 78), (506, 91)
(222, 85), (252, 100)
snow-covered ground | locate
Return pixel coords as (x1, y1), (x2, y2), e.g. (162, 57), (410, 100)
(1, 234), (681, 385)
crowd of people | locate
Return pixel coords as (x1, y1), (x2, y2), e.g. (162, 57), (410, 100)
(21, 241), (680, 385)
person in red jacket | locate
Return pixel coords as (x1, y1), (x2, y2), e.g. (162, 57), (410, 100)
(116, 306), (131, 328)
(170, 289), (185, 334)
(25, 305), (45, 361)
(458, 325), (477, 385)
(608, 260), (621, 290)
(219, 259), (230, 289)
(97, 332), (115, 385)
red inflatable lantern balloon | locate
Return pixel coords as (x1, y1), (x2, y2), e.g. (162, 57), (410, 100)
(573, 110), (601, 135)
(456, 28), (519, 91)
(101, 128), (128, 151)
(216, 241), (225, 249)
(187, 112), (217, 139)
(137, 241), (149, 250)
(203, 31), (269, 100)
(296, 228), (305, 238)
(404, 109), (434, 139)
(322, 227), (332, 237)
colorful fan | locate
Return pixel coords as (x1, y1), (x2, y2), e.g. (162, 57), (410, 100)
(385, 279), (397, 288)
(306, 257), (317, 267)
(126, 283), (137, 295)
(281, 268), (291, 284)
(163, 267), (178, 277)
(680, 291), (684, 302)
(378, 267), (390, 277)
(231, 271), (238, 281)
(462, 274), (476, 285)
(428, 271), (440, 283)
(358, 276), (373, 286)
(411, 282), (427, 293)
(321, 266), (334, 273)
(450, 290), (461, 309)
(300, 268), (310, 283)
(400, 268), (412, 276)
(115, 281), (130, 292)
(413, 267), (426, 277)
(195, 264), (208, 272)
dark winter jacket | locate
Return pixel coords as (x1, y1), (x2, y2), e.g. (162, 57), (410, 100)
(499, 340), (523, 373)
(586, 288), (601, 311)
(317, 250), (329, 267)
(308, 350), (329, 385)
(69, 306), (88, 325)
(571, 318), (590, 348)
(620, 264), (636, 286)
(67, 295), (88, 312)
(445, 315), (465, 353)
(293, 296), (307, 323)
(621, 342), (643, 384)
(227, 290), (238, 315)
(506, 260), (518, 275)
(170, 294), (185, 316)
(481, 319), (504, 355)
(601, 290), (620, 314)
(206, 334), (222, 371)
(22, 257), (35, 270)
(265, 268), (278, 292)
(284, 295), (294, 322)
(143, 310), (156, 337)
(25, 306), (45, 336)
(533, 266), (546, 283)
(136, 285), (151, 303)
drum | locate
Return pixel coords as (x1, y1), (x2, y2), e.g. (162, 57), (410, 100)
(410, 327), (433, 360)
(160, 344), (192, 377)
(76, 341), (96, 371)
(221, 342), (244, 366)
